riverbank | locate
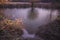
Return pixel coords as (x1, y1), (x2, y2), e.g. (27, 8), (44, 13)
(0, 2), (60, 9)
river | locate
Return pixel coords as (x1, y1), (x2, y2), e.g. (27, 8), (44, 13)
(0, 8), (58, 34)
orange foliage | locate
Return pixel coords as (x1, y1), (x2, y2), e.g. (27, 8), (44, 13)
(0, 18), (25, 30)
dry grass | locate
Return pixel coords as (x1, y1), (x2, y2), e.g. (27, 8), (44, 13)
(0, 18), (24, 40)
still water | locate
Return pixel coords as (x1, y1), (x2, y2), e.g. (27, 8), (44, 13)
(1, 8), (58, 33)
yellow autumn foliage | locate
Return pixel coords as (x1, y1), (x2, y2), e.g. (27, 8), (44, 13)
(0, 18), (24, 29)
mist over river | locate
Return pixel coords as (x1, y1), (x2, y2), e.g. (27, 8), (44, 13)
(1, 8), (58, 33)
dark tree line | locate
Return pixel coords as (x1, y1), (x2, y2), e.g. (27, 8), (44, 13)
(9, 0), (60, 3)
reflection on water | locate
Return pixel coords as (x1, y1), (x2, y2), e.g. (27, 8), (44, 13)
(22, 28), (35, 38)
(28, 8), (38, 20)
(0, 8), (58, 33)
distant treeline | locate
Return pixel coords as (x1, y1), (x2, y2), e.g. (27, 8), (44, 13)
(10, 0), (60, 3)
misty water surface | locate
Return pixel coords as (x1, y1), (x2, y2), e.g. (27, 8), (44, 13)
(0, 8), (58, 33)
